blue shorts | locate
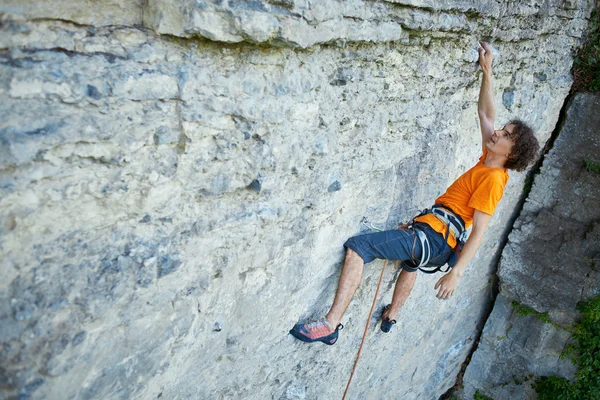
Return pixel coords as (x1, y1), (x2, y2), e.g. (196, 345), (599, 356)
(343, 223), (453, 273)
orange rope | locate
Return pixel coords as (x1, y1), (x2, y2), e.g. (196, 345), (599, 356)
(341, 259), (389, 400)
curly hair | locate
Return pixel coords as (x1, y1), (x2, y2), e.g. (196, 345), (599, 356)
(504, 119), (540, 172)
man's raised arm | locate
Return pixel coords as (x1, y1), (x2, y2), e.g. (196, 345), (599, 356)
(478, 41), (495, 153)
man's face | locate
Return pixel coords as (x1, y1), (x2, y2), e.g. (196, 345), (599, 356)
(486, 123), (516, 157)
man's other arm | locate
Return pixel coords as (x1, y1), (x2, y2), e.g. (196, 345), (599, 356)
(478, 41), (495, 153)
(434, 209), (492, 299)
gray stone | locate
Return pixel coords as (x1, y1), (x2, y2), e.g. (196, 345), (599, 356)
(86, 84), (102, 100)
(0, 0), (143, 27)
(327, 180), (342, 192)
(153, 125), (179, 145)
(72, 331), (86, 346)
(502, 89), (515, 108)
(157, 254), (182, 278)
(22, 378), (44, 395)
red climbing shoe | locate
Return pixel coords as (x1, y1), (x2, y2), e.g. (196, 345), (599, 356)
(289, 317), (343, 345)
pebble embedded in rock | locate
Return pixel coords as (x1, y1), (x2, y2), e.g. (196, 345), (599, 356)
(86, 85), (101, 100)
(502, 89), (515, 108)
(328, 180), (342, 192)
(72, 331), (86, 346)
(157, 254), (181, 278)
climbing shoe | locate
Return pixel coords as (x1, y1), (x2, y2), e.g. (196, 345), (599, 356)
(289, 317), (344, 345)
(380, 304), (397, 333)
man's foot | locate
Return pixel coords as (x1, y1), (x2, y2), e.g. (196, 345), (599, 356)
(380, 304), (397, 333)
(289, 317), (344, 345)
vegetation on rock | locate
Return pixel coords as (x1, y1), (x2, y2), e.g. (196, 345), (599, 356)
(573, 2), (600, 92)
(533, 295), (600, 399)
(584, 158), (600, 174)
(473, 389), (494, 400)
(511, 300), (553, 325)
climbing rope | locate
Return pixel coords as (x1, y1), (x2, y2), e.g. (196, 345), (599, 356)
(342, 258), (397, 400)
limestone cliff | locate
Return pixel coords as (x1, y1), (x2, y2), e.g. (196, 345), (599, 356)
(0, 1), (593, 399)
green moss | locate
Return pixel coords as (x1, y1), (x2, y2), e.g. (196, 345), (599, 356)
(473, 389), (494, 400)
(537, 312), (552, 324)
(512, 300), (537, 317)
(515, 306), (536, 317)
(584, 158), (600, 174)
(584, 257), (596, 264)
(573, 6), (600, 92)
(511, 300), (555, 324)
(533, 295), (600, 399)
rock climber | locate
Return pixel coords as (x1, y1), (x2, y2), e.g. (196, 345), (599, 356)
(290, 41), (540, 345)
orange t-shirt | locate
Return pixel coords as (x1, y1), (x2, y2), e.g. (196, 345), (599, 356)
(415, 149), (509, 248)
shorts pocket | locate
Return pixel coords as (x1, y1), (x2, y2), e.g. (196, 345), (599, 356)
(427, 249), (451, 266)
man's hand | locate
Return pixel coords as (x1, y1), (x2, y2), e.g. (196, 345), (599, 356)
(434, 270), (460, 300)
(434, 210), (491, 299)
(478, 41), (493, 74)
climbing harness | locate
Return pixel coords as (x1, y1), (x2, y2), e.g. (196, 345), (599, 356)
(361, 205), (467, 273)
(405, 204), (467, 274)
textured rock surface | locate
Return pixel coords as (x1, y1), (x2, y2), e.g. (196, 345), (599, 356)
(461, 93), (600, 399)
(0, 1), (593, 399)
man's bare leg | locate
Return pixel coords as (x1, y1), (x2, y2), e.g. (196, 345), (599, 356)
(383, 269), (417, 321)
(325, 248), (364, 328)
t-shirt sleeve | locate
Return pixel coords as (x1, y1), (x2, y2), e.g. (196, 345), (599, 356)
(468, 175), (505, 216)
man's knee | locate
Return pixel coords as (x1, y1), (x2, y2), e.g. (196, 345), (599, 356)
(399, 268), (418, 281)
(343, 236), (363, 259)
(343, 235), (357, 249)
(345, 247), (363, 262)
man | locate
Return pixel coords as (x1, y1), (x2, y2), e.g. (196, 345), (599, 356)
(290, 42), (540, 345)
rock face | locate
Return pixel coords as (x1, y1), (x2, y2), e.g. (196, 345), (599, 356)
(0, 1), (592, 399)
(461, 93), (600, 399)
